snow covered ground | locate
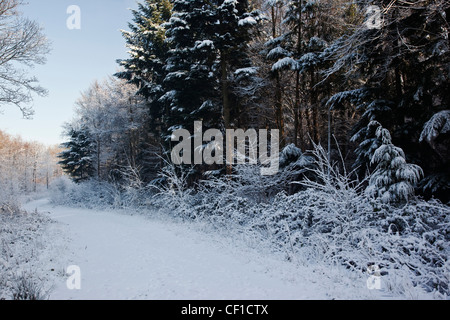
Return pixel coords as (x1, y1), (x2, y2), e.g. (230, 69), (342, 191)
(22, 198), (399, 300)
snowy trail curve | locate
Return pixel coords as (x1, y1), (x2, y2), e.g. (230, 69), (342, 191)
(24, 199), (385, 300)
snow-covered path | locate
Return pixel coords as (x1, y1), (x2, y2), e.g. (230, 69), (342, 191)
(23, 199), (387, 300)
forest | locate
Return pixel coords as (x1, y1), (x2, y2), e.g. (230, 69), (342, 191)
(59, 0), (449, 204)
(1, 0), (449, 300)
(54, 0), (450, 297)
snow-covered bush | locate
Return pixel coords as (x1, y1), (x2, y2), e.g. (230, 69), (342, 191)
(160, 142), (450, 297)
(0, 185), (20, 215)
(0, 209), (55, 300)
(260, 143), (450, 297)
(261, 142), (370, 259)
(0, 171), (22, 214)
(264, 187), (450, 297)
(149, 162), (198, 219)
(11, 272), (52, 300)
(50, 171), (155, 210)
(49, 176), (115, 209)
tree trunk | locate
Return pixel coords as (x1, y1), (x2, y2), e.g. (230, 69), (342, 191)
(272, 5), (285, 148)
(221, 53), (232, 175)
(294, 71), (300, 147)
(294, 0), (303, 147)
(310, 69), (320, 144)
(221, 57), (231, 130)
(275, 74), (284, 148)
(97, 137), (101, 180)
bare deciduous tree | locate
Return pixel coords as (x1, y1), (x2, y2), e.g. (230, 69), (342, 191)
(0, 0), (50, 118)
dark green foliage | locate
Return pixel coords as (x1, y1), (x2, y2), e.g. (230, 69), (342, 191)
(58, 127), (96, 183)
(326, 0), (450, 201)
(115, 0), (173, 140)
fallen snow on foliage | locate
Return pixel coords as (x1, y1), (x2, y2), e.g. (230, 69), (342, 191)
(0, 206), (69, 300)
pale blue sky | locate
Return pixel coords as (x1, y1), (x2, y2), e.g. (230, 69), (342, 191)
(0, 0), (139, 145)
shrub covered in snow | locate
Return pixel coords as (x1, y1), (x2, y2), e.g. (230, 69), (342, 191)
(49, 176), (114, 209)
(147, 143), (450, 297)
(0, 209), (55, 300)
(50, 175), (151, 210)
(50, 143), (450, 298)
(0, 179), (21, 215)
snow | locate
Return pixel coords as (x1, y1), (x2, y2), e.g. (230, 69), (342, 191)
(195, 40), (214, 49)
(234, 67), (258, 77)
(18, 199), (394, 300)
(238, 17), (257, 27)
(420, 110), (450, 145)
(272, 57), (300, 72)
(266, 46), (291, 60)
(158, 90), (177, 103)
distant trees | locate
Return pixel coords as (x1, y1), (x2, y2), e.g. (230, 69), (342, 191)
(0, 130), (62, 202)
(0, 0), (50, 118)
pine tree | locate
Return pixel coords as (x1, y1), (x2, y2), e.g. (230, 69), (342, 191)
(58, 126), (96, 183)
(214, 0), (262, 129)
(350, 98), (394, 177)
(418, 110), (450, 201)
(162, 0), (261, 134)
(366, 122), (423, 204)
(116, 0), (172, 140)
(162, 0), (219, 139)
(268, 0), (354, 148)
(323, 0), (450, 201)
(261, 0), (288, 145)
(269, 0), (304, 146)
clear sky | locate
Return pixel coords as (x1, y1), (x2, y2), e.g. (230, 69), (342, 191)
(0, 0), (139, 146)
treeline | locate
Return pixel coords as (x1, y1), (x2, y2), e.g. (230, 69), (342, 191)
(0, 130), (63, 206)
(59, 0), (449, 203)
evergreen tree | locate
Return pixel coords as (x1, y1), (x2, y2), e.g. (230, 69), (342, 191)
(214, 0), (262, 130)
(58, 126), (96, 183)
(116, 0), (172, 140)
(261, 0), (289, 145)
(268, 0), (304, 146)
(418, 110), (450, 201)
(366, 122), (423, 204)
(268, 0), (355, 148)
(350, 98), (394, 177)
(323, 0), (449, 200)
(162, 0), (261, 135)
(162, 0), (219, 139)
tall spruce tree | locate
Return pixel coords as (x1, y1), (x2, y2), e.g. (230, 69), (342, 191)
(116, 0), (172, 140)
(268, 0), (355, 148)
(162, 0), (261, 138)
(214, 0), (262, 130)
(58, 126), (96, 183)
(162, 0), (219, 140)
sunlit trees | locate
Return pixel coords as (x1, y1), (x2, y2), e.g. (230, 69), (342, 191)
(59, 77), (156, 183)
(0, 130), (62, 205)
